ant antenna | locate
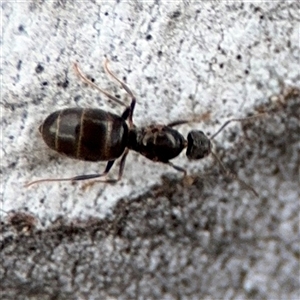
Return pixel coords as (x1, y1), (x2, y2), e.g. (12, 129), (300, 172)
(207, 113), (266, 197)
(211, 152), (259, 197)
(210, 113), (266, 140)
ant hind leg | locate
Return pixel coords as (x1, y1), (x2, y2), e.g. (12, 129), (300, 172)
(104, 59), (135, 99)
(25, 160), (115, 188)
(81, 149), (130, 189)
(104, 59), (136, 127)
(74, 63), (127, 107)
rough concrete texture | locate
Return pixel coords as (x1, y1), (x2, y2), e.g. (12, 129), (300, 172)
(1, 1), (299, 299)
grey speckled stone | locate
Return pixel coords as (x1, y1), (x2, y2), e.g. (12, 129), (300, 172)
(1, 1), (299, 299)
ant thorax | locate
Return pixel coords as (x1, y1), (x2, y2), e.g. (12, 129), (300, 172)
(128, 125), (186, 163)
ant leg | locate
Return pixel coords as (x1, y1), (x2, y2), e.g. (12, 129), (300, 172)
(71, 160), (115, 181)
(167, 120), (190, 127)
(82, 149), (130, 188)
(104, 59), (136, 127)
(25, 160), (115, 187)
(168, 162), (187, 175)
(210, 113), (266, 140)
(104, 59), (135, 98)
(74, 63), (127, 107)
(75, 58), (136, 125)
(211, 151), (259, 197)
(120, 98), (136, 128)
(116, 148), (129, 180)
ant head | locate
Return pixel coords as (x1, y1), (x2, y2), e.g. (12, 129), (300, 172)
(186, 130), (211, 160)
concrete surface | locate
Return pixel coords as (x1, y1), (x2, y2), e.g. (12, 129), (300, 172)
(1, 1), (299, 299)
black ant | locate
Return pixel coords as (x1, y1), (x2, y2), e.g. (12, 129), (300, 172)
(26, 59), (263, 196)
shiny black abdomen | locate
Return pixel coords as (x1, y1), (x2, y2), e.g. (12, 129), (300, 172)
(40, 108), (128, 161)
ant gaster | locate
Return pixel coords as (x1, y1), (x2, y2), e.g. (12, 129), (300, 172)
(26, 59), (263, 196)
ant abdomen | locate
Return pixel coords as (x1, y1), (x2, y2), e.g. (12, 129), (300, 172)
(40, 108), (128, 162)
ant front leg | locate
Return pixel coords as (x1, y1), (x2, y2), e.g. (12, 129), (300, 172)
(167, 162), (187, 175)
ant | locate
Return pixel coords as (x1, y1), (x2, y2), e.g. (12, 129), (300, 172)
(26, 59), (263, 196)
